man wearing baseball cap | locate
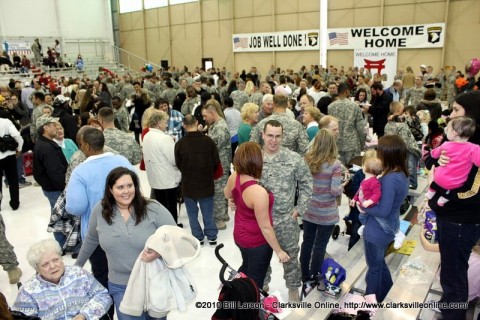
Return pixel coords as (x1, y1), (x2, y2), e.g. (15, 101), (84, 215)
(33, 115), (68, 248)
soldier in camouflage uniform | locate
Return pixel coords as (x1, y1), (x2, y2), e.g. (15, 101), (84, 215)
(260, 119), (313, 302)
(230, 81), (249, 111)
(181, 86), (200, 115)
(405, 76), (426, 107)
(203, 100), (231, 230)
(112, 96), (130, 132)
(250, 95), (309, 156)
(120, 78), (135, 101)
(161, 81), (178, 106)
(176, 79), (188, 96)
(249, 81), (272, 107)
(0, 213), (22, 284)
(384, 101), (421, 189)
(97, 107), (142, 165)
(446, 68), (457, 107)
(327, 83), (366, 166)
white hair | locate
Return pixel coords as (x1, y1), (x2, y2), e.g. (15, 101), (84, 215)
(262, 93), (274, 103)
(27, 239), (62, 271)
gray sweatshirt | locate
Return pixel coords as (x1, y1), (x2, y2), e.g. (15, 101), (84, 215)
(75, 200), (176, 285)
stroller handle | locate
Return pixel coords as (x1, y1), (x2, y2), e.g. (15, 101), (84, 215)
(214, 243), (228, 265)
(215, 244), (231, 287)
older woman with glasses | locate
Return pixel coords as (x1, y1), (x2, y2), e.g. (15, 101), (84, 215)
(12, 239), (112, 319)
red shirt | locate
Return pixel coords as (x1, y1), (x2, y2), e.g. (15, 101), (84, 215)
(232, 174), (274, 248)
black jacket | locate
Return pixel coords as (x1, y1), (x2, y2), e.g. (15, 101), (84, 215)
(33, 135), (68, 191)
(369, 91), (392, 137)
(174, 131), (220, 198)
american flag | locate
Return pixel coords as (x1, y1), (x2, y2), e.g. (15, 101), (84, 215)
(329, 32), (348, 46)
(233, 37), (248, 49)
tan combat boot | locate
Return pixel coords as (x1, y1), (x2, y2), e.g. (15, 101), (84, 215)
(288, 288), (300, 303)
(8, 267), (22, 284)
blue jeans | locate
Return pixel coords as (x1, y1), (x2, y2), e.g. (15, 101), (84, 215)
(42, 190), (62, 209)
(364, 239), (392, 302)
(237, 242), (273, 288)
(184, 196), (218, 241)
(108, 282), (166, 320)
(299, 221), (334, 282)
(407, 152), (419, 189)
(437, 219), (480, 320)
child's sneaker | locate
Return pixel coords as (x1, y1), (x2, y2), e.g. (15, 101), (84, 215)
(393, 231), (406, 249)
(358, 225), (365, 237)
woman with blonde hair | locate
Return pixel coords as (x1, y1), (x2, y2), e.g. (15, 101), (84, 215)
(238, 103), (260, 145)
(301, 129), (343, 283)
(245, 80), (255, 96)
(143, 110), (181, 223)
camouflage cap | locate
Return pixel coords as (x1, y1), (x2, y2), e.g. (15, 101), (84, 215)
(36, 115), (59, 128)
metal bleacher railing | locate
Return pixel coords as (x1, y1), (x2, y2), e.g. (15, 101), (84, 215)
(0, 38), (161, 83)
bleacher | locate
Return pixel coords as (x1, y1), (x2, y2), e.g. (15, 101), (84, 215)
(0, 55), (131, 84)
(286, 175), (447, 320)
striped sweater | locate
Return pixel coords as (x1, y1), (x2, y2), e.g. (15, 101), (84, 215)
(12, 265), (112, 320)
(303, 159), (343, 225)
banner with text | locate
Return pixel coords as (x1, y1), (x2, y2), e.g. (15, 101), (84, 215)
(232, 30), (319, 52)
(354, 48), (398, 87)
(328, 23), (445, 50)
(2, 40), (32, 55)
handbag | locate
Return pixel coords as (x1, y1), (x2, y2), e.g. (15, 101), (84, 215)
(0, 135), (19, 152)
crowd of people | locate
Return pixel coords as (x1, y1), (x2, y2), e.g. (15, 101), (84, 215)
(0, 61), (479, 320)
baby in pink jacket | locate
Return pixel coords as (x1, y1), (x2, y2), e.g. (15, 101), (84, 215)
(426, 117), (480, 206)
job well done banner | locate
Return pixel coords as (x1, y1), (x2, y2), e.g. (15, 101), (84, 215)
(232, 30), (319, 52)
(328, 23), (445, 50)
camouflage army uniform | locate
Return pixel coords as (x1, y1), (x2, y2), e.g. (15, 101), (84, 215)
(230, 90), (249, 111)
(218, 86), (228, 103)
(261, 147), (313, 289)
(0, 214), (19, 272)
(120, 83), (135, 100)
(250, 113), (309, 156)
(249, 91), (264, 108)
(328, 98), (366, 165)
(181, 96), (200, 115)
(405, 86), (426, 107)
(106, 83), (117, 97)
(103, 128), (142, 165)
(114, 106), (130, 132)
(162, 88), (178, 106)
(66, 146), (118, 183)
(207, 118), (232, 224)
(143, 81), (156, 100)
(30, 103), (51, 142)
(446, 73), (456, 107)
(385, 120), (421, 188)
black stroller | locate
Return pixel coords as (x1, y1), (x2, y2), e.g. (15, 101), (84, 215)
(212, 244), (280, 320)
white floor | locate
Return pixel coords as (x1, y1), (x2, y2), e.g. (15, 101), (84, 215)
(0, 167), (352, 319)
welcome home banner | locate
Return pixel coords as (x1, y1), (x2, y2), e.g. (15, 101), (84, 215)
(328, 23), (445, 50)
(354, 48), (398, 87)
(232, 30), (319, 52)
